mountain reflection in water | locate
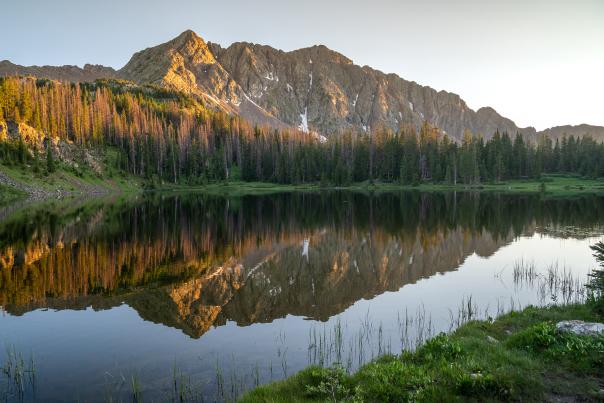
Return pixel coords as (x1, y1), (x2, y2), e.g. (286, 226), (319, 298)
(2, 192), (603, 339)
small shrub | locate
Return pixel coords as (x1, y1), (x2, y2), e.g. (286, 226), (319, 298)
(588, 242), (604, 313)
(303, 365), (352, 402)
(353, 360), (432, 402)
(455, 372), (510, 398)
(416, 333), (463, 362)
(508, 322), (604, 364)
(507, 322), (558, 352)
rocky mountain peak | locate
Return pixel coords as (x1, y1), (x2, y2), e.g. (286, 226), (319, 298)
(2, 30), (603, 142)
(118, 29), (219, 91)
(168, 29), (216, 65)
(119, 30), (288, 129)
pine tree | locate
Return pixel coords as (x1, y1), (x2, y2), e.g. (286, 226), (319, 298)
(46, 145), (55, 173)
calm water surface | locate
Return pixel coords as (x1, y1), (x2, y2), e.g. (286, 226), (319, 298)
(0, 192), (603, 401)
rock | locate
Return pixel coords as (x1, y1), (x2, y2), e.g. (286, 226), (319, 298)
(556, 320), (604, 337)
(486, 335), (499, 344)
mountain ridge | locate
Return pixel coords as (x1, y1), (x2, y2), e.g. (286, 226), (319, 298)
(2, 30), (603, 142)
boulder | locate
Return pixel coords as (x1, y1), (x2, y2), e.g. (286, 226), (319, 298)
(556, 320), (604, 337)
(486, 335), (499, 344)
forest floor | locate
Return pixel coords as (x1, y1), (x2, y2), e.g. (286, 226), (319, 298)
(242, 303), (604, 402)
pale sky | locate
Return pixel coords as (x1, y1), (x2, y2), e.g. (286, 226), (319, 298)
(2, 0), (603, 130)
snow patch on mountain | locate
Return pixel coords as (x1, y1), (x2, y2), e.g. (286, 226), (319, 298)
(299, 107), (309, 133)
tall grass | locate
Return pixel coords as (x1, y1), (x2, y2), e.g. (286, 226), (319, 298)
(1, 345), (36, 402)
(511, 260), (587, 304)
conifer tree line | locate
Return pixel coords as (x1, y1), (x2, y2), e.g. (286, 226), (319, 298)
(1, 76), (604, 184)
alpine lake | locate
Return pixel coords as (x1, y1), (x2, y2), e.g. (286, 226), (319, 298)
(0, 190), (602, 401)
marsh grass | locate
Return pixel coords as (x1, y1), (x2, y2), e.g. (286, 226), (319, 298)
(130, 374), (142, 402)
(511, 260), (587, 305)
(1, 345), (36, 402)
(171, 365), (200, 403)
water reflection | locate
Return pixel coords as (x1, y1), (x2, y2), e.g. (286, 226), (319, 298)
(2, 192), (603, 337)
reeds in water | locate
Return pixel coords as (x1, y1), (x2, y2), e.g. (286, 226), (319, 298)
(511, 260), (587, 304)
(1, 345), (36, 402)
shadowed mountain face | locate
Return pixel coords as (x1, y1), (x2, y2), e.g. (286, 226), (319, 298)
(5, 30), (604, 141)
(2, 192), (604, 338)
(206, 41), (535, 140)
(538, 124), (604, 142)
(0, 60), (117, 82)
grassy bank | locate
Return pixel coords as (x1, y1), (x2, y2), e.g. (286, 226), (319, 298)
(1, 164), (603, 200)
(0, 183), (25, 204)
(242, 303), (604, 402)
(154, 175), (604, 196)
(0, 159), (142, 199)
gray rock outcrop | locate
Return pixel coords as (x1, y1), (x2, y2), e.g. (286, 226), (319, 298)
(556, 320), (604, 337)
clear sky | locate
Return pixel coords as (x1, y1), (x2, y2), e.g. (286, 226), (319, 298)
(2, 0), (603, 130)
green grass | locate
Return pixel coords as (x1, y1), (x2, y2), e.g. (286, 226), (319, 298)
(0, 158), (142, 199)
(154, 175), (604, 197)
(154, 181), (325, 196)
(241, 304), (604, 402)
(341, 175), (604, 196)
(3, 156), (604, 200)
(0, 183), (25, 204)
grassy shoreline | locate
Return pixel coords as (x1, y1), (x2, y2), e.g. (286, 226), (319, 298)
(242, 303), (604, 402)
(0, 163), (142, 203)
(155, 176), (604, 196)
(0, 183), (25, 204)
(1, 161), (603, 199)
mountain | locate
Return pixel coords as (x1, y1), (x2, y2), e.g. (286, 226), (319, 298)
(118, 30), (537, 141)
(207, 40), (538, 141)
(538, 124), (604, 142)
(119, 30), (287, 129)
(2, 30), (603, 142)
(0, 60), (117, 82)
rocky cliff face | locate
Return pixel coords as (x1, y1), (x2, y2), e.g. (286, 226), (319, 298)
(119, 30), (287, 129)
(0, 119), (104, 175)
(118, 30), (538, 141)
(208, 41), (537, 141)
(3, 30), (603, 142)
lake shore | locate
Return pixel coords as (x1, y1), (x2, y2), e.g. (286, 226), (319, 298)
(2, 160), (603, 201)
(0, 164), (141, 202)
(155, 176), (604, 196)
(242, 303), (604, 402)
